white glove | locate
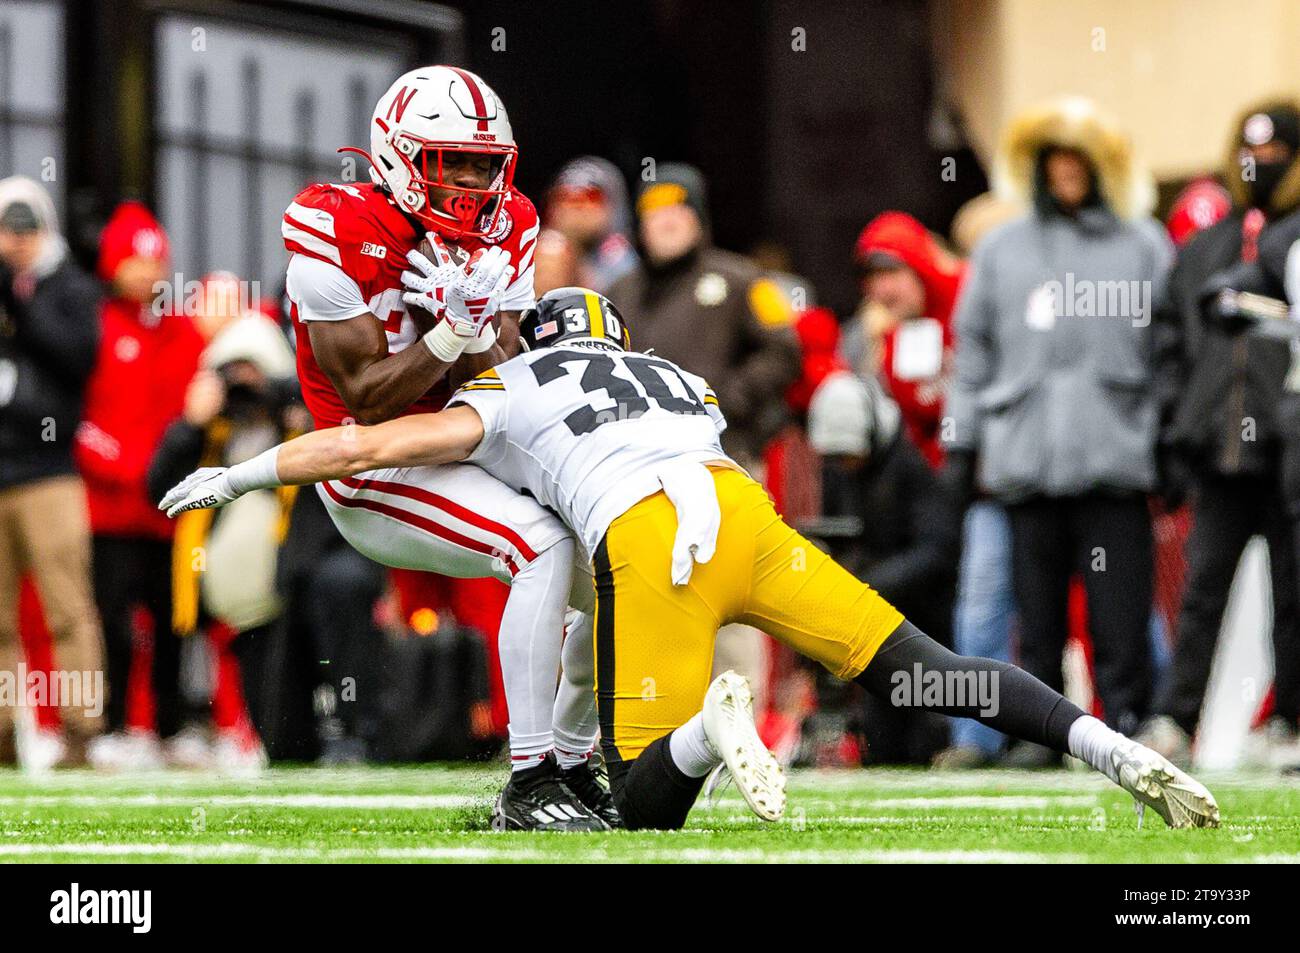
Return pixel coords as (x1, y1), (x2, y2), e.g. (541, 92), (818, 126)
(400, 235), (460, 318)
(159, 448), (282, 518)
(420, 246), (513, 361)
(159, 467), (240, 518)
(447, 246), (513, 337)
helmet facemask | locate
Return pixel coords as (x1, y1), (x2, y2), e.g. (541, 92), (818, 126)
(389, 133), (517, 238)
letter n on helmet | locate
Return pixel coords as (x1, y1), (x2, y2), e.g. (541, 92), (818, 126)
(363, 65), (517, 239)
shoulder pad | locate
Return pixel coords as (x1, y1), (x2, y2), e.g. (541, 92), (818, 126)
(283, 184), (396, 282)
(456, 366), (506, 394)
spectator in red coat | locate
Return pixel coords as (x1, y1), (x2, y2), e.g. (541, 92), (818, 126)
(762, 306), (848, 521)
(839, 212), (967, 468)
(74, 201), (205, 767)
(785, 306), (847, 418)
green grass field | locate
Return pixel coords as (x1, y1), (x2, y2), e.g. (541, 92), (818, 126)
(0, 765), (1296, 863)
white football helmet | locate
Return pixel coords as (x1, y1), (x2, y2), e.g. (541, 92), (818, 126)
(362, 65), (517, 238)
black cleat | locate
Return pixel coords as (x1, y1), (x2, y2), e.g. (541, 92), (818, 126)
(492, 753), (610, 832)
(559, 758), (624, 829)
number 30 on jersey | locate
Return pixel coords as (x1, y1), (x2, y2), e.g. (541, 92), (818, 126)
(529, 351), (706, 436)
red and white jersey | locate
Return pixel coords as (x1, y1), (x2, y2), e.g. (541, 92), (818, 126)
(281, 181), (540, 429)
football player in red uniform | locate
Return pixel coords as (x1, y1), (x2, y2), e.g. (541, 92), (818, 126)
(281, 66), (609, 830)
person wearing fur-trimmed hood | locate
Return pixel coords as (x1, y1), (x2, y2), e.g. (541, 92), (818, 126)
(945, 97), (1171, 759)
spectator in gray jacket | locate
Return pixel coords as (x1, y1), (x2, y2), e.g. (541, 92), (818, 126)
(946, 97), (1173, 758)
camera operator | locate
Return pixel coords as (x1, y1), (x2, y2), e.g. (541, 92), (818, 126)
(805, 371), (959, 765)
(148, 314), (305, 760)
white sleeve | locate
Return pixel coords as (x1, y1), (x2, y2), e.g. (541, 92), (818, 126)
(703, 385), (727, 435)
(448, 386), (508, 466)
(285, 254), (371, 322)
(680, 368), (726, 435)
(497, 263), (536, 312)
(497, 216), (539, 312)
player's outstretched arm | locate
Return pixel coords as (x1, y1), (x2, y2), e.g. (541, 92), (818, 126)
(278, 405), (485, 480)
(158, 406), (485, 517)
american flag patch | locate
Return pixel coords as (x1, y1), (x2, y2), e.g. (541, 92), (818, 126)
(536, 320), (558, 337)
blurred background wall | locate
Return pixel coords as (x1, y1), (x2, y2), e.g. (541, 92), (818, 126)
(937, 0), (1300, 180)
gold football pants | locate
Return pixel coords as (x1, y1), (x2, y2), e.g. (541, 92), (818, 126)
(592, 468), (904, 763)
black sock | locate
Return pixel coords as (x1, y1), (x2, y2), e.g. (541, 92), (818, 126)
(855, 620), (1085, 752)
(608, 734), (707, 830)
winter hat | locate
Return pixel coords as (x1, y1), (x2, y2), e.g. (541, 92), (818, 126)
(0, 176), (59, 234)
(202, 314), (296, 381)
(550, 156), (634, 238)
(853, 211), (966, 323)
(636, 162), (709, 227)
(1165, 178), (1231, 247)
(98, 201), (170, 281)
(811, 371), (873, 457)
(808, 371), (903, 458)
(1240, 106), (1300, 153)
(0, 176), (68, 276)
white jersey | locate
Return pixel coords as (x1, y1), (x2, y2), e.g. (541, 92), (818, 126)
(448, 342), (730, 556)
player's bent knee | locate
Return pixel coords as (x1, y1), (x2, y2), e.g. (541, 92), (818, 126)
(606, 735), (705, 831)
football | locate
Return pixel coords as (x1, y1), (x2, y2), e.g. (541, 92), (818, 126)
(418, 234), (469, 268)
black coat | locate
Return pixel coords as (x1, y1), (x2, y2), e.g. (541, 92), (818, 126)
(1158, 211), (1294, 477)
(1242, 209), (1300, 513)
(819, 432), (959, 641)
(0, 257), (101, 491)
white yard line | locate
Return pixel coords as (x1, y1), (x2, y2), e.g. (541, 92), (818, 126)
(0, 767), (488, 792)
(697, 793), (1099, 813)
(0, 794), (477, 809)
(0, 791), (1098, 813)
(0, 842), (1076, 863)
(864, 795), (1100, 809)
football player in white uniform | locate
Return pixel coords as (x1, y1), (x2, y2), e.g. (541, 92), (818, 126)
(162, 288), (1220, 831)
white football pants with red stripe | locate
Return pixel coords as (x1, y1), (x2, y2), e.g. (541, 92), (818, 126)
(318, 463), (598, 766)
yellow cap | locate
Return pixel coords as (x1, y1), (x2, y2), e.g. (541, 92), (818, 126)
(637, 182), (689, 216)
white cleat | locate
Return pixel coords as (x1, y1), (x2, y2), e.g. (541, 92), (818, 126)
(702, 671), (786, 822)
(17, 729), (66, 775)
(1111, 738), (1220, 829)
